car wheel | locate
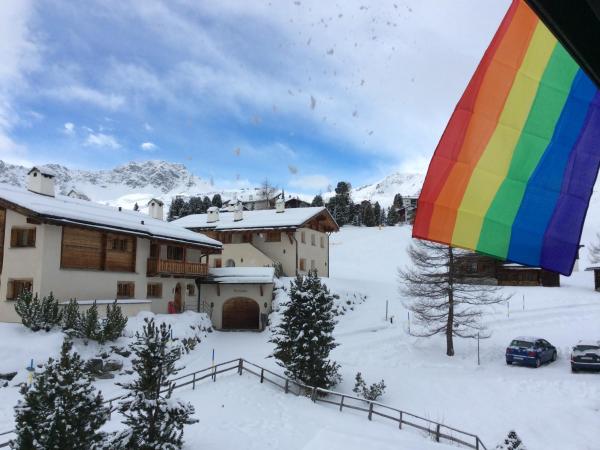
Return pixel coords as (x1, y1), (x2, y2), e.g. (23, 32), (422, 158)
(571, 365), (578, 373)
(535, 358), (541, 368)
(506, 360), (512, 365)
(551, 351), (557, 362)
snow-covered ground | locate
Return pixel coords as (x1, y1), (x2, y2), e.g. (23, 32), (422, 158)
(0, 226), (598, 449)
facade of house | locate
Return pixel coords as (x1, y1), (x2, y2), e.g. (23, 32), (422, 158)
(172, 201), (339, 277)
(455, 253), (560, 287)
(0, 168), (224, 322)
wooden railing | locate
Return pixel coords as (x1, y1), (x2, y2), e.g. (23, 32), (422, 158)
(0, 359), (488, 450)
(146, 258), (208, 277)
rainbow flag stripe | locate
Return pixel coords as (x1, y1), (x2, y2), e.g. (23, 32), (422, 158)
(413, 0), (600, 276)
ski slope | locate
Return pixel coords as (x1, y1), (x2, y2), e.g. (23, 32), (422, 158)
(0, 226), (598, 449)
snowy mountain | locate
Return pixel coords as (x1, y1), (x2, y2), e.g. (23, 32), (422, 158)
(350, 172), (424, 205)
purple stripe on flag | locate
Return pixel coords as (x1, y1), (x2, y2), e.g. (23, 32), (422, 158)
(540, 91), (600, 275)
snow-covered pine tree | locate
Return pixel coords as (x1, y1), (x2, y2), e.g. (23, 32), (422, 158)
(211, 193), (223, 208)
(311, 194), (324, 207)
(102, 300), (128, 342)
(113, 318), (197, 449)
(373, 202), (381, 226)
(496, 430), (527, 449)
(398, 240), (510, 356)
(362, 202), (376, 227)
(271, 270), (341, 389)
(38, 293), (62, 331)
(79, 300), (102, 343)
(167, 196), (186, 221)
(14, 291), (41, 331)
(12, 339), (109, 450)
(386, 206), (399, 225)
(202, 196), (212, 212)
(61, 299), (81, 336)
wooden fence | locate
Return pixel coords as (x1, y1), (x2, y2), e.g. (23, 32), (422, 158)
(0, 358), (487, 450)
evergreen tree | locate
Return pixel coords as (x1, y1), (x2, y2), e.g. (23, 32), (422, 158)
(379, 207), (387, 226)
(133, 202), (139, 212)
(373, 202), (381, 226)
(113, 318), (197, 450)
(188, 196), (204, 214)
(362, 202), (376, 227)
(271, 270), (341, 389)
(80, 301), (102, 343)
(392, 193), (404, 209)
(167, 197), (186, 221)
(102, 300), (128, 342)
(496, 431), (527, 449)
(386, 206), (400, 226)
(311, 194), (324, 207)
(352, 372), (386, 401)
(202, 196), (212, 212)
(14, 291), (41, 331)
(211, 194), (223, 208)
(178, 201), (191, 219)
(39, 293), (62, 331)
(12, 339), (109, 450)
(61, 299), (81, 336)
(326, 181), (353, 226)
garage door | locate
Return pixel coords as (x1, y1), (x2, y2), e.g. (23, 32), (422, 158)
(222, 297), (259, 330)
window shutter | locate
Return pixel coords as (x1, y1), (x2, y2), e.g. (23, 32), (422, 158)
(10, 229), (17, 247)
(27, 229), (35, 247)
(7, 281), (13, 300)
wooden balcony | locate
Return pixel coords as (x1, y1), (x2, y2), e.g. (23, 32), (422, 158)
(147, 258), (208, 277)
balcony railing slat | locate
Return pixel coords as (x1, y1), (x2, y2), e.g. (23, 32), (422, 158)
(147, 258), (208, 276)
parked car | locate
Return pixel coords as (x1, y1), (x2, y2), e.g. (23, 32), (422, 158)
(571, 341), (600, 372)
(506, 337), (557, 368)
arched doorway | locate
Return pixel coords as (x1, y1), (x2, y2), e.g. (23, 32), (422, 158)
(222, 297), (259, 330)
(174, 283), (183, 313)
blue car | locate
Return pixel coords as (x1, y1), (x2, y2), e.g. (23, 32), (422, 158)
(506, 337), (557, 368)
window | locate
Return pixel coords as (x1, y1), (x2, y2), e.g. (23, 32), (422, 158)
(311, 234), (316, 246)
(299, 258), (306, 271)
(149, 243), (159, 258)
(7, 279), (33, 300)
(214, 258), (222, 268)
(265, 231), (281, 242)
(111, 238), (128, 251)
(146, 283), (162, 298)
(220, 233), (232, 244)
(242, 233), (252, 243)
(301, 231), (306, 244)
(117, 281), (135, 299)
(11, 228), (36, 248)
(167, 246), (184, 261)
(187, 284), (195, 296)
(320, 236), (325, 248)
(225, 259), (236, 267)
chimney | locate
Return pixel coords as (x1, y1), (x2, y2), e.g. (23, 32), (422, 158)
(233, 202), (243, 222)
(147, 198), (164, 221)
(27, 167), (56, 197)
(226, 203), (236, 212)
(275, 198), (285, 213)
(207, 206), (220, 223)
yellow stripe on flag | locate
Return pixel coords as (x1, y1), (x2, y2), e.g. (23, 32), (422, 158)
(451, 22), (556, 250)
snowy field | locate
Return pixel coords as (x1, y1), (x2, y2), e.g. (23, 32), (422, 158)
(0, 225), (598, 449)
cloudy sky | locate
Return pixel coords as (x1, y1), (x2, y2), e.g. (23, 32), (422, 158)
(0, 0), (510, 193)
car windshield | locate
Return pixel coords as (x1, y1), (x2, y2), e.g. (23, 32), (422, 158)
(510, 340), (534, 348)
(574, 345), (600, 352)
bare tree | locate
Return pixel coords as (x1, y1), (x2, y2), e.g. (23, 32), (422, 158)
(398, 239), (510, 356)
(259, 178), (278, 208)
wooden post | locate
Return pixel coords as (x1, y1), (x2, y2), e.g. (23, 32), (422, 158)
(238, 359), (243, 375)
(339, 395), (344, 411)
(398, 411), (402, 429)
(435, 424), (441, 442)
(368, 402), (373, 421)
(284, 379), (289, 394)
(311, 387), (317, 402)
(108, 401), (112, 419)
(192, 373), (196, 390)
(260, 368), (264, 383)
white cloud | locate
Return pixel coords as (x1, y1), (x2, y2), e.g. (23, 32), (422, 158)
(63, 122), (75, 135)
(140, 141), (156, 151)
(84, 132), (120, 149)
(289, 174), (331, 192)
(48, 85), (125, 110)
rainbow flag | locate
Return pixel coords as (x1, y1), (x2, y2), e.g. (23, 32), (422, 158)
(413, 0), (600, 276)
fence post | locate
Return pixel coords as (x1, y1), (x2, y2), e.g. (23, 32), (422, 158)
(476, 437), (480, 450)
(192, 373), (196, 390)
(284, 379), (289, 394)
(368, 402), (374, 421)
(238, 359), (243, 375)
(435, 424), (440, 442)
(260, 368), (264, 383)
(339, 395), (344, 411)
(398, 411), (402, 429)
(108, 400), (112, 420)
(311, 387), (317, 402)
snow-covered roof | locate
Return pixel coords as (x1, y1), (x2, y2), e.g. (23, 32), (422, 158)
(513, 336), (543, 342)
(209, 267), (275, 284)
(28, 166), (56, 177)
(172, 206), (338, 231)
(0, 183), (222, 249)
